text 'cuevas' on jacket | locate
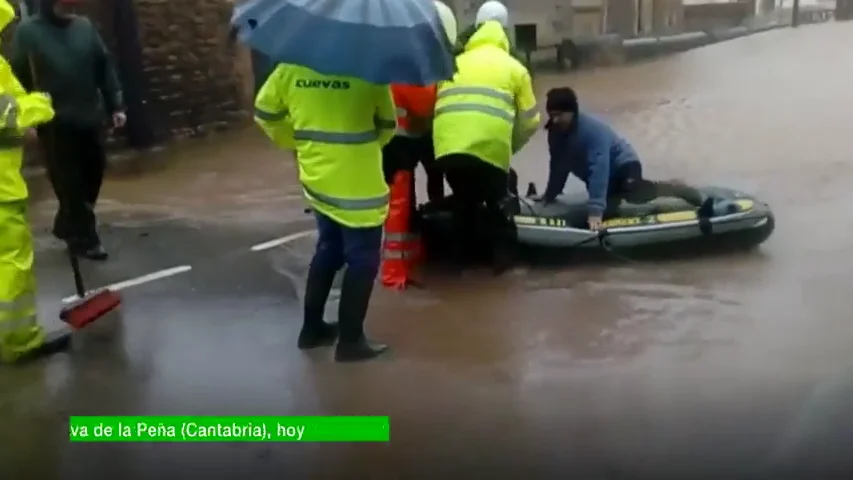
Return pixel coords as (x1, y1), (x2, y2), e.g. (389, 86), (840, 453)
(253, 63), (397, 228)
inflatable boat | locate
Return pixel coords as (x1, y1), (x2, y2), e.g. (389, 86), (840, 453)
(418, 183), (775, 260)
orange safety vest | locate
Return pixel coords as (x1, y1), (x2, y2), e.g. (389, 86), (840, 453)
(390, 84), (437, 138)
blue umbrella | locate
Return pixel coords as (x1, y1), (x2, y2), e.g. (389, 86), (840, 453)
(231, 0), (455, 86)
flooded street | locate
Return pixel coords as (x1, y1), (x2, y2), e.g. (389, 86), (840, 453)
(3, 23), (853, 478)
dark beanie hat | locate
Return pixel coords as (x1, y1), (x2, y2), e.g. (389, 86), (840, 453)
(546, 87), (578, 114)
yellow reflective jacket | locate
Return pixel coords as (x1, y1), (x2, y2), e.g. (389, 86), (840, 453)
(433, 21), (540, 173)
(0, 0), (55, 202)
(254, 64), (396, 228)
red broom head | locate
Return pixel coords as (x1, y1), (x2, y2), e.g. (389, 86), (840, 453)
(59, 289), (122, 329)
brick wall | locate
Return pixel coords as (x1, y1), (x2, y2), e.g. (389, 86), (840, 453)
(25, 0), (251, 144)
(132, 0), (249, 139)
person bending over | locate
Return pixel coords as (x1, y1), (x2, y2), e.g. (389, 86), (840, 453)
(433, 20), (540, 274)
(540, 87), (714, 231)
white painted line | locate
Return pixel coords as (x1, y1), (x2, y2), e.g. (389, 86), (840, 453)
(250, 230), (316, 252)
(61, 265), (193, 304)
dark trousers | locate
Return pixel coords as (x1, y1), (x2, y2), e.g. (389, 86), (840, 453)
(604, 161), (704, 219)
(304, 212), (383, 342)
(382, 135), (444, 204)
(441, 153), (514, 266)
(40, 122), (106, 248)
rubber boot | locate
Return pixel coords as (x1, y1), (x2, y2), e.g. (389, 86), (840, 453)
(80, 244), (109, 261)
(697, 197), (716, 218)
(297, 262), (339, 350)
(448, 209), (472, 273)
(69, 237), (108, 261)
(491, 199), (516, 275)
(334, 271), (388, 363)
(30, 328), (72, 358)
(9, 327), (72, 365)
(491, 218), (514, 275)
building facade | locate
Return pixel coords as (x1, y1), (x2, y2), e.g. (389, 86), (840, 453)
(450, 0), (686, 44)
(447, 0), (575, 47)
(10, 0), (771, 150)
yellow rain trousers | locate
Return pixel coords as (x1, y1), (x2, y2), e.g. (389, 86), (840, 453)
(0, 201), (41, 363)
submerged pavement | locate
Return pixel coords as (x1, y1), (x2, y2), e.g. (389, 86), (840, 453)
(3, 22), (853, 478)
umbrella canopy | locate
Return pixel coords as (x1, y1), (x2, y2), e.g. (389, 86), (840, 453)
(231, 0), (455, 86)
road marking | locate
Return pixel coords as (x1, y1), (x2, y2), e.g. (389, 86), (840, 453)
(59, 229), (316, 303)
(250, 230), (316, 252)
(61, 265), (193, 304)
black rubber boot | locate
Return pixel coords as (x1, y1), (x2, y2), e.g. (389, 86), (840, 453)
(491, 199), (516, 276)
(450, 206), (473, 271)
(297, 262), (339, 350)
(33, 328), (72, 357)
(81, 244), (109, 261)
(697, 197), (716, 218)
(334, 271), (388, 363)
(9, 327), (72, 365)
(69, 240), (108, 261)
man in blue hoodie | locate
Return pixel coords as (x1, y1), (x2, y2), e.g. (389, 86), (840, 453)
(541, 87), (714, 230)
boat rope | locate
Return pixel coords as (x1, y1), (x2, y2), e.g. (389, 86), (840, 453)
(570, 213), (717, 263)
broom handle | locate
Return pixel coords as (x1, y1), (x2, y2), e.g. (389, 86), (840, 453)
(28, 56), (87, 297)
(69, 250), (86, 297)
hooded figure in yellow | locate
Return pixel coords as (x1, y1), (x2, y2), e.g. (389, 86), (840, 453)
(0, 0), (62, 363)
(432, 20), (540, 274)
(254, 55), (397, 363)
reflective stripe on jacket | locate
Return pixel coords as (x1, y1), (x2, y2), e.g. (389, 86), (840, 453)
(253, 64), (396, 228)
(0, 0), (56, 203)
(390, 84), (436, 138)
(434, 21), (540, 172)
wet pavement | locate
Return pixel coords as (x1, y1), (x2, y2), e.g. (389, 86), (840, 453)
(3, 22), (853, 478)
